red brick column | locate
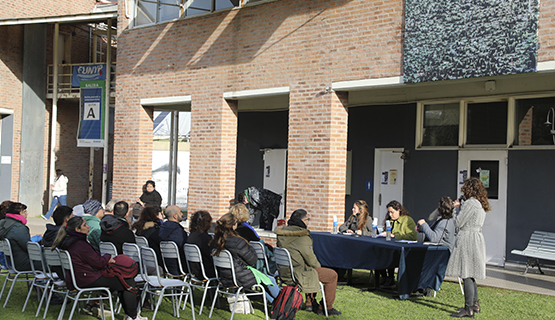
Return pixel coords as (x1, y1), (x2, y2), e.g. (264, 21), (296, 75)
(187, 96), (238, 219)
(112, 98), (154, 202)
(287, 83), (348, 231)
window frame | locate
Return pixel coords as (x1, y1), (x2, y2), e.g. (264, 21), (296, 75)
(416, 92), (555, 150)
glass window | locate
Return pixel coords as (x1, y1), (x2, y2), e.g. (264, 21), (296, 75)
(135, 0), (239, 25)
(466, 101), (507, 145)
(422, 103), (459, 146)
(514, 97), (555, 146)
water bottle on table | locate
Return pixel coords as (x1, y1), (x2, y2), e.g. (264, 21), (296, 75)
(332, 215), (338, 234)
(386, 220), (392, 241)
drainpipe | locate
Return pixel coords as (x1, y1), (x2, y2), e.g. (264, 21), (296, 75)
(101, 18), (112, 205)
(48, 23), (60, 208)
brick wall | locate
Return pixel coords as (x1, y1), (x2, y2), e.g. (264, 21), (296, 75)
(0, 0), (95, 19)
(0, 25), (23, 201)
(539, 0), (555, 61)
(114, 0), (555, 228)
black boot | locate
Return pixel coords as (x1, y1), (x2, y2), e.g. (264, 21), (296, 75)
(473, 300), (480, 313)
(451, 306), (474, 318)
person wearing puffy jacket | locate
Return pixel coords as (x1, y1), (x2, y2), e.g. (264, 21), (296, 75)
(210, 212), (280, 303)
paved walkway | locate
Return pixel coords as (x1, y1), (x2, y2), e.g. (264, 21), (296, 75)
(27, 216), (555, 297)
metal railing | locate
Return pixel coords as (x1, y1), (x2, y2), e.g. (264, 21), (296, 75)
(46, 62), (116, 99)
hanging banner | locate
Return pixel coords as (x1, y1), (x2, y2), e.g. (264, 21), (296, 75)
(77, 80), (105, 147)
(72, 64), (106, 87)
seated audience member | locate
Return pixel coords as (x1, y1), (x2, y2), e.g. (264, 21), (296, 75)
(82, 200), (105, 251)
(186, 210), (215, 279)
(275, 209), (341, 315)
(159, 205), (188, 275)
(43, 206), (73, 247)
(133, 206), (163, 266)
(210, 213), (280, 303)
(100, 201), (135, 254)
(339, 200), (372, 235)
(0, 202), (35, 270)
(417, 196), (456, 251)
(52, 216), (147, 320)
(137, 180), (162, 207)
(231, 204), (260, 242)
(0, 200), (13, 267)
(72, 204), (84, 217)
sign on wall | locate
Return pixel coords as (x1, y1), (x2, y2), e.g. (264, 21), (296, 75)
(72, 64), (107, 87)
(404, 0), (539, 83)
(77, 80), (105, 147)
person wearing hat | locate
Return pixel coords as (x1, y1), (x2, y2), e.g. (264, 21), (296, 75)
(82, 200), (105, 251)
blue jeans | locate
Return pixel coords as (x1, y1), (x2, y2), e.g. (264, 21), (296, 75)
(44, 195), (67, 219)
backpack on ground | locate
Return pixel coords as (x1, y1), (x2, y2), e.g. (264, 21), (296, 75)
(271, 285), (303, 320)
(102, 254), (139, 293)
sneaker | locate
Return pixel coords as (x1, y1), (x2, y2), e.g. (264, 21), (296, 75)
(124, 313), (148, 320)
(82, 304), (97, 316)
(41, 214), (48, 220)
(317, 308), (342, 316)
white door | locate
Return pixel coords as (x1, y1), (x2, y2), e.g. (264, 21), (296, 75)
(373, 148), (405, 226)
(263, 149), (287, 229)
(458, 150), (507, 266)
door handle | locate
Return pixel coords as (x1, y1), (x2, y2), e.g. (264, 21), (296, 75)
(379, 194), (382, 206)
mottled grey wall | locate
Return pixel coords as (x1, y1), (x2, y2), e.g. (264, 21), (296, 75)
(404, 0), (539, 83)
(19, 24), (47, 216)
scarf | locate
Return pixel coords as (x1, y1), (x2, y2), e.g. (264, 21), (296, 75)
(287, 216), (307, 229)
(5, 213), (27, 225)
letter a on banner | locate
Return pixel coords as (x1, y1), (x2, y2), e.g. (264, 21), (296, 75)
(77, 80), (106, 147)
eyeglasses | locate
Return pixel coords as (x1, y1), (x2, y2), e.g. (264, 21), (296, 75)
(303, 217), (311, 222)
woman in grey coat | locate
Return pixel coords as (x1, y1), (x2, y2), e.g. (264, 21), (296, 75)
(417, 196), (456, 252)
(446, 177), (489, 318)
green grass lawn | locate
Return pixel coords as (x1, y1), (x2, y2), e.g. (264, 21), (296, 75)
(1, 269), (554, 320)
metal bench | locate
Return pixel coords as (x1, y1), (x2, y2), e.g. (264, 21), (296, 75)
(511, 231), (555, 274)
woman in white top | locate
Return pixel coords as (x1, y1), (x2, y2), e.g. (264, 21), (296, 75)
(43, 169), (69, 220)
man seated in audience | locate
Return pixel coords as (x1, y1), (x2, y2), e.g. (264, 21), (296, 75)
(43, 205), (73, 247)
(275, 209), (341, 316)
(159, 205), (188, 276)
(100, 201), (135, 254)
(82, 199), (105, 251)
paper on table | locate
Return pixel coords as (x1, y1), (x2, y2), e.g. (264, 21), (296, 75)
(395, 240), (418, 244)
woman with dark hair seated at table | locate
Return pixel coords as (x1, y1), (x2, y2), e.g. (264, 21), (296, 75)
(339, 200), (372, 235)
(378, 200), (417, 288)
(416, 196), (456, 251)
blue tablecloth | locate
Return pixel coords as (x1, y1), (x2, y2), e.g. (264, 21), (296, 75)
(311, 232), (450, 300)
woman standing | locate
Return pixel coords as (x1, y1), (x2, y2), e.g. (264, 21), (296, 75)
(446, 177), (489, 318)
(339, 200), (372, 235)
(43, 169), (69, 220)
(52, 216), (146, 320)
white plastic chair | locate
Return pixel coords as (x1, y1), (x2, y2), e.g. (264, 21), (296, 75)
(139, 246), (196, 320)
(274, 246), (328, 317)
(135, 236), (149, 248)
(99, 242), (118, 258)
(43, 247), (68, 319)
(159, 241), (187, 279)
(0, 239), (34, 308)
(183, 243), (218, 315)
(209, 249), (269, 320)
(22, 242), (52, 314)
(249, 241), (271, 275)
(58, 249), (115, 320)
